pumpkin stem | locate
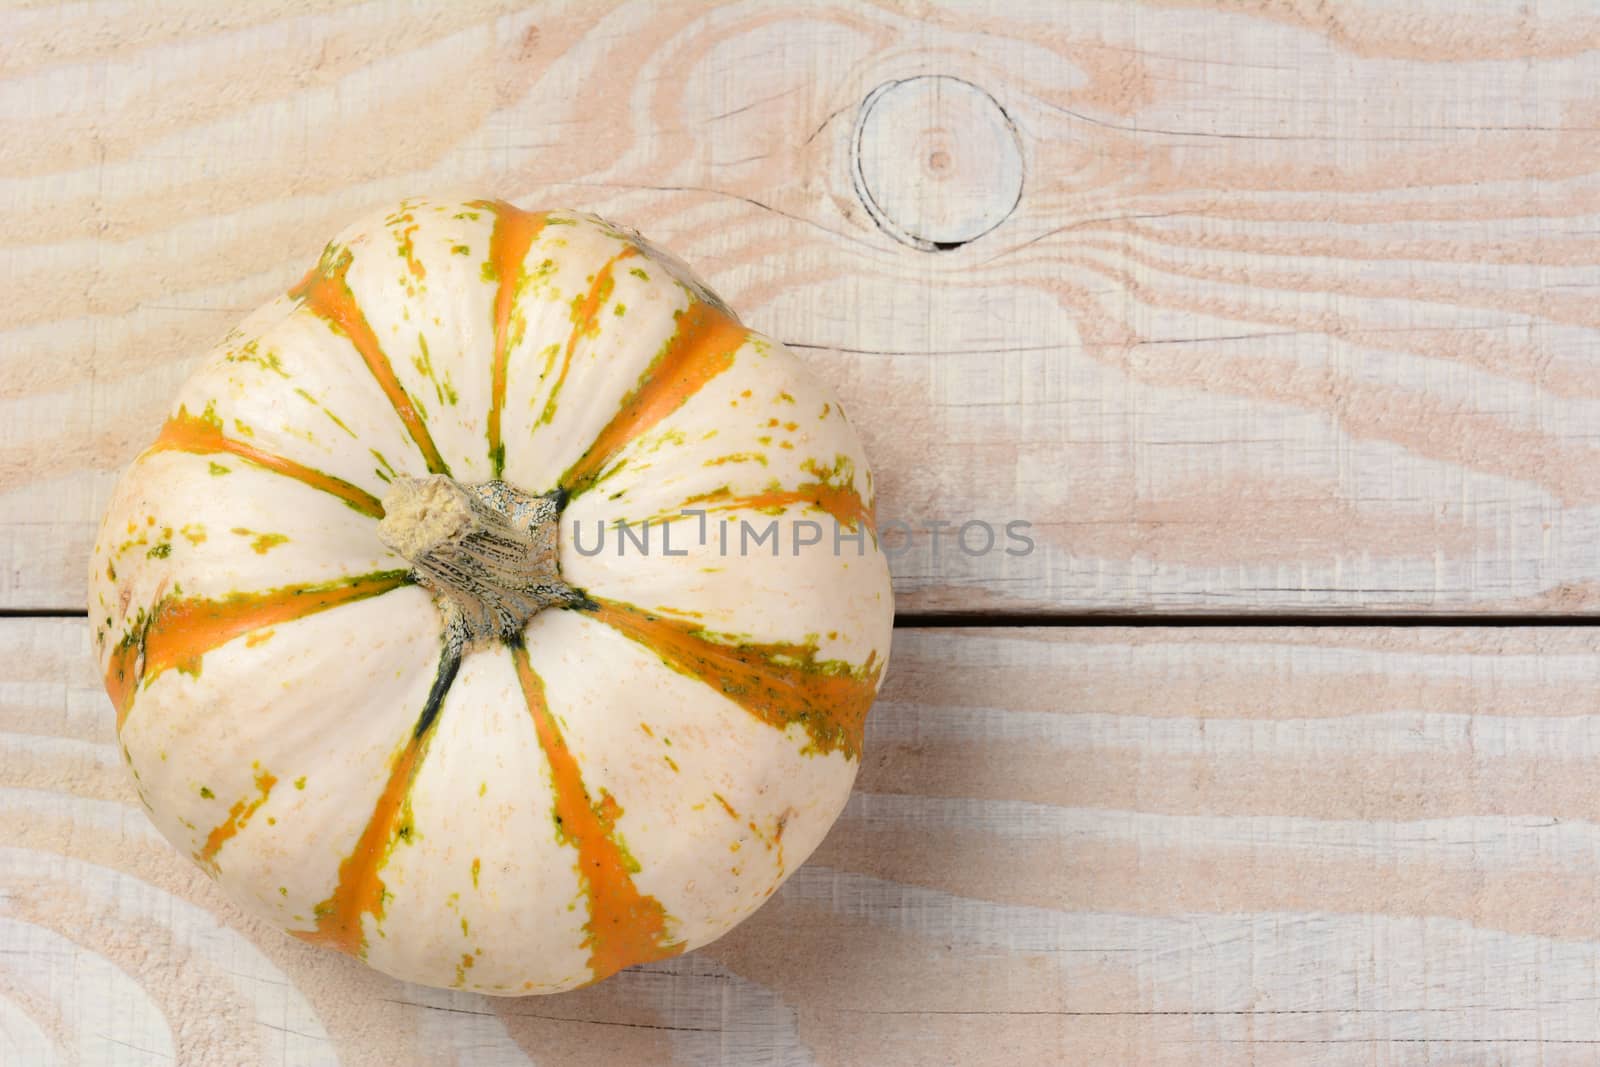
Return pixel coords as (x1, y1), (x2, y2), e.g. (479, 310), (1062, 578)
(378, 475), (582, 645)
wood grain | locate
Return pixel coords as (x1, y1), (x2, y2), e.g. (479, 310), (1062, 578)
(4, 617), (1600, 1065)
(5, 0), (1600, 613)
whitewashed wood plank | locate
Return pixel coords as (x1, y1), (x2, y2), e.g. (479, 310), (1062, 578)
(8, 618), (1600, 1064)
(5, 0), (1600, 612)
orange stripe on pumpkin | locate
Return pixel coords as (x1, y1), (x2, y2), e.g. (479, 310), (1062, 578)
(295, 734), (425, 956)
(150, 408), (384, 518)
(681, 480), (875, 534)
(539, 246), (637, 428)
(294, 647), (460, 958)
(195, 767), (277, 876)
(509, 641), (683, 983)
(582, 599), (881, 759)
(291, 246), (451, 476)
(560, 302), (748, 498)
(106, 570), (411, 732)
(476, 201), (551, 479)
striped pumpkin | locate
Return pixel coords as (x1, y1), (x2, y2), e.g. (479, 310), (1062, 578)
(87, 196), (893, 994)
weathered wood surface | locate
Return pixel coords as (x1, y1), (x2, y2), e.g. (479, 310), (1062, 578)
(9, 619), (1600, 1065)
(6, 0), (1600, 614)
(6, 1), (1600, 1064)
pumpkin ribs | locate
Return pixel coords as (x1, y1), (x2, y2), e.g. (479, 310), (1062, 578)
(508, 638), (685, 984)
(559, 302), (749, 500)
(106, 570), (412, 732)
(476, 200), (551, 480)
(150, 409), (385, 519)
(294, 643), (463, 958)
(291, 245), (452, 478)
(579, 597), (881, 760)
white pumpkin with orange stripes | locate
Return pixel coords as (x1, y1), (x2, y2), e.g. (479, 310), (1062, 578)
(87, 196), (893, 994)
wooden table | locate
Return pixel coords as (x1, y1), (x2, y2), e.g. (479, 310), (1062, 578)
(5, 2), (1600, 1063)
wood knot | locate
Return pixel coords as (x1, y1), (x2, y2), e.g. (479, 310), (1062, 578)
(851, 75), (1024, 251)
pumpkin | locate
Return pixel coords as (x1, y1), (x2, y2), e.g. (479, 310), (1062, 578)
(87, 196), (893, 994)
